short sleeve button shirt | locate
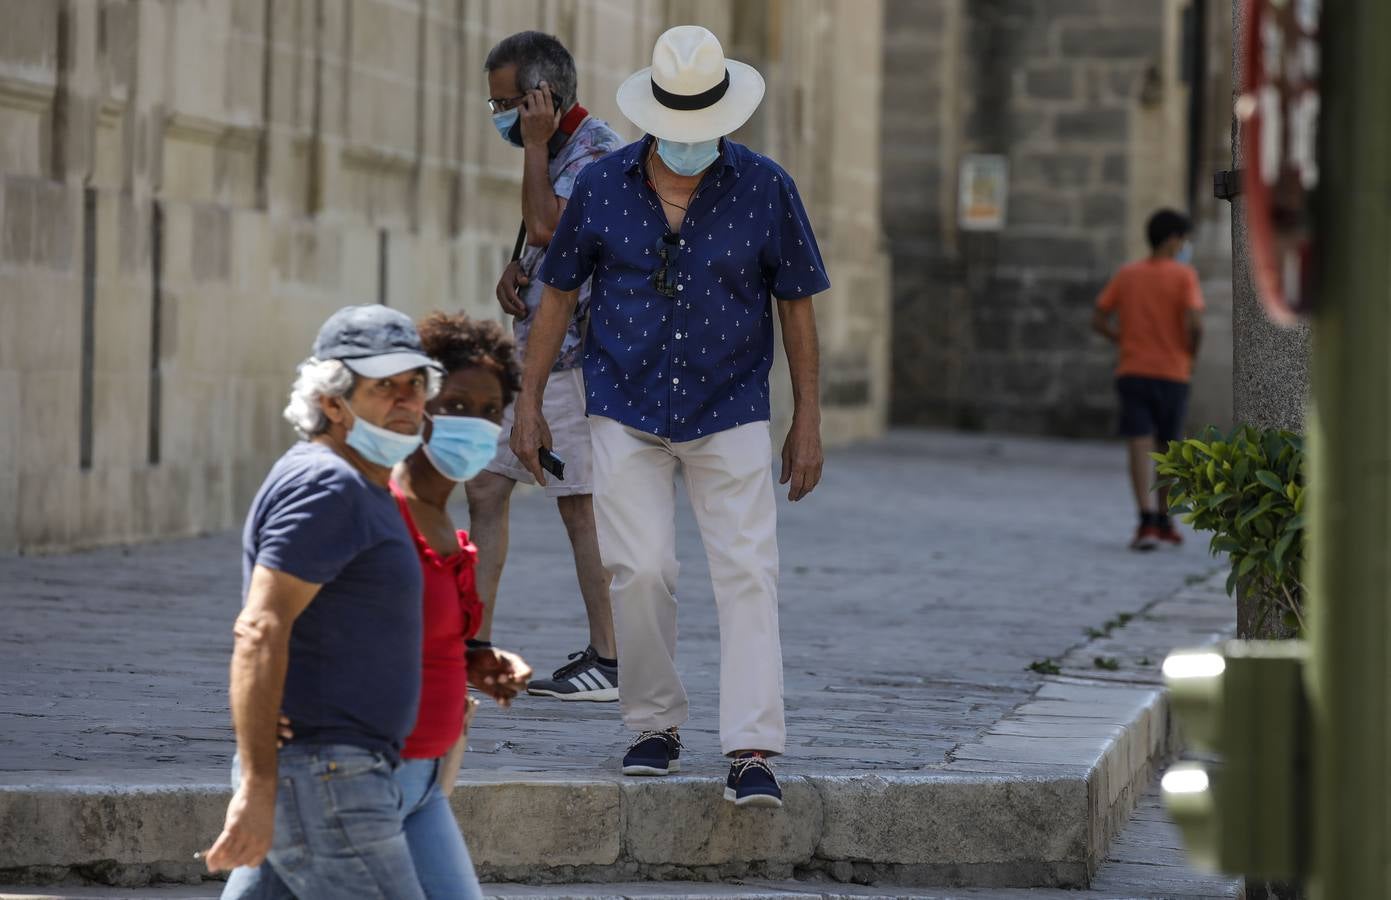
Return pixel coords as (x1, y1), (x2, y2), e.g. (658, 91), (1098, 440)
(515, 115), (625, 372)
(537, 136), (830, 442)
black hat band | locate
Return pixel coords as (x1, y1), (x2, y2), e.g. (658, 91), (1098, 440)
(651, 69), (730, 111)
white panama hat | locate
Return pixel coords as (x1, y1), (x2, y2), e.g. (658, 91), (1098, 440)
(616, 25), (765, 143)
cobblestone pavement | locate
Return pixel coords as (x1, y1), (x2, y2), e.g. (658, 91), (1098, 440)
(1, 429), (1242, 897)
(1, 430), (1222, 786)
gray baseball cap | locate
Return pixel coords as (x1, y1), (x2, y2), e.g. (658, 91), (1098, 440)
(312, 305), (443, 378)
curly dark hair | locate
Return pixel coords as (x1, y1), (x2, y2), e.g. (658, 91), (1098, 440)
(416, 312), (522, 408)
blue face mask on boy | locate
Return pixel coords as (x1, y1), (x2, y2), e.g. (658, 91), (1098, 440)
(1175, 241), (1194, 265)
(423, 414), (502, 482)
(656, 138), (721, 176)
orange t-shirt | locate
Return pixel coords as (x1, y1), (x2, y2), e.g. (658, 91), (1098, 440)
(1096, 258), (1204, 383)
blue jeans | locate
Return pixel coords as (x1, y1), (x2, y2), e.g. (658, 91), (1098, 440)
(221, 745), (425, 900)
(393, 757), (484, 900)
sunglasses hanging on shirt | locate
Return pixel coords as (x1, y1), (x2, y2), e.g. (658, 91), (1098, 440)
(651, 233), (682, 299)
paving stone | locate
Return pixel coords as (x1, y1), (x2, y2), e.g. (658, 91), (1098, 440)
(0, 785), (224, 869)
(620, 777), (822, 867)
(0, 431), (1239, 891)
(452, 778), (621, 869)
(0, 431), (1224, 788)
(814, 775), (1085, 867)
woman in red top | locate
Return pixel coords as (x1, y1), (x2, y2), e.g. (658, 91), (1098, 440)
(391, 313), (532, 899)
(277, 313), (531, 897)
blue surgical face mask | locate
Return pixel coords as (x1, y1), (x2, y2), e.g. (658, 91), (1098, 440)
(656, 138), (720, 176)
(342, 401), (423, 468)
(1175, 241), (1194, 265)
(491, 109), (523, 147)
(423, 414), (502, 482)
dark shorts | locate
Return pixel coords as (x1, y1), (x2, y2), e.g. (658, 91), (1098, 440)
(1116, 376), (1189, 443)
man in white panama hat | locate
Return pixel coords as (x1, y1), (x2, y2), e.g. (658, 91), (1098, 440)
(508, 25), (829, 808)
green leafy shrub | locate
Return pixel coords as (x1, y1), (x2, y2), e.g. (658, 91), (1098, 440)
(1153, 426), (1306, 635)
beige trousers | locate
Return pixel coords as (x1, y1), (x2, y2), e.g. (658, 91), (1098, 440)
(590, 416), (785, 756)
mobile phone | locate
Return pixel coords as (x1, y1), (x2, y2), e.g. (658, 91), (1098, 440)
(538, 446), (565, 481)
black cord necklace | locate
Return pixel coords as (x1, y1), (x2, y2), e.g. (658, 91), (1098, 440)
(646, 151), (693, 212)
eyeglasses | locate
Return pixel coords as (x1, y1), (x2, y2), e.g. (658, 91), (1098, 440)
(652, 235), (681, 299)
(487, 94), (526, 114)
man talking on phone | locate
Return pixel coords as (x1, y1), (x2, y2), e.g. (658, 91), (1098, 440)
(469, 32), (626, 703)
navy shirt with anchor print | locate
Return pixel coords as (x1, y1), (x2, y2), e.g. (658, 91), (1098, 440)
(537, 135), (830, 442)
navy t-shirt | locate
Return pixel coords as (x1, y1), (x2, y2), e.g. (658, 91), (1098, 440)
(241, 441), (423, 763)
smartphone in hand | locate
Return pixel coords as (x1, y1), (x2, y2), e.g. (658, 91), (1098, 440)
(538, 446), (565, 481)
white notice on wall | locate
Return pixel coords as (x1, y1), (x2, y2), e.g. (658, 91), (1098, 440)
(958, 154), (1009, 232)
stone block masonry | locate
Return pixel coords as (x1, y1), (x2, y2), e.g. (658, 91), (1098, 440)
(883, 0), (1233, 438)
(0, 0), (891, 553)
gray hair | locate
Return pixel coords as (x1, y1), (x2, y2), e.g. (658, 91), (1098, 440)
(282, 358), (441, 439)
(485, 31), (577, 111)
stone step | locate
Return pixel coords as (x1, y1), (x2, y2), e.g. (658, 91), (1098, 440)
(0, 575), (1235, 892)
(0, 820), (1242, 900)
(0, 684), (1167, 891)
(0, 788), (1244, 900)
(0, 885), (1189, 900)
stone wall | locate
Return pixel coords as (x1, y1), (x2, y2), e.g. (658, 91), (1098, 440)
(0, 0), (889, 554)
(884, 0), (1234, 437)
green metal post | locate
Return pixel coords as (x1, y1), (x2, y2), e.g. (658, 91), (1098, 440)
(1308, 1), (1391, 896)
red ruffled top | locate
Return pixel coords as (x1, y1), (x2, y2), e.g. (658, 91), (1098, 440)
(390, 481), (483, 760)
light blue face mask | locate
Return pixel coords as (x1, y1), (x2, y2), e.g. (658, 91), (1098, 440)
(343, 401), (423, 468)
(1175, 241), (1194, 265)
(491, 108), (523, 147)
(423, 414), (502, 482)
(656, 138), (720, 176)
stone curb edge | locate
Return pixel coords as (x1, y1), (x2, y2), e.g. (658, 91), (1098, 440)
(0, 681), (1170, 890)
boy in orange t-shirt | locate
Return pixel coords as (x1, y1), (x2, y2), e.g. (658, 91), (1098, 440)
(1091, 209), (1205, 551)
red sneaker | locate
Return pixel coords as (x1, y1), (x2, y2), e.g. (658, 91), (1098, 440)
(1130, 524), (1161, 551)
(1157, 521), (1184, 545)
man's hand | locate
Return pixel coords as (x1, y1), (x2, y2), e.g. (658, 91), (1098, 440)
(496, 260), (530, 318)
(1091, 308), (1119, 343)
(275, 714), (293, 749)
(466, 647), (533, 708)
(519, 80), (562, 148)
(202, 779), (276, 872)
(508, 401), (554, 486)
(779, 415), (824, 502)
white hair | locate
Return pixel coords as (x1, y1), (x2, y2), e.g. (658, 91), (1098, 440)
(282, 358), (441, 439)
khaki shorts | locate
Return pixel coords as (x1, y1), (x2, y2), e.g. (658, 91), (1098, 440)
(485, 366), (594, 497)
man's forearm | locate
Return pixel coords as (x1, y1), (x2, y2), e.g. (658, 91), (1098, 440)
(518, 286), (578, 406)
(228, 615), (291, 784)
(778, 298), (821, 420)
(521, 147), (561, 245)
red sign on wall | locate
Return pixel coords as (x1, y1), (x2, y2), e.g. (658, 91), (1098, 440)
(1239, 0), (1321, 325)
